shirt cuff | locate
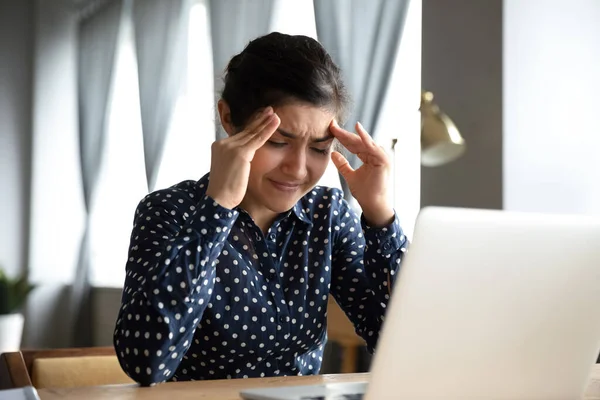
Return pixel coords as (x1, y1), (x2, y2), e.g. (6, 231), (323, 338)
(361, 211), (406, 256)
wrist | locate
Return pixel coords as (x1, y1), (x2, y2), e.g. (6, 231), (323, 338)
(205, 187), (237, 210)
(361, 204), (395, 228)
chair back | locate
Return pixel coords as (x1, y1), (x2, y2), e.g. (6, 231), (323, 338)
(0, 347), (133, 389)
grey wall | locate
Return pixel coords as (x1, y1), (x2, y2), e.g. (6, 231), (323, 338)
(93, 288), (122, 346)
(0, 0), (34, 277)
(420, 0), (503, 209)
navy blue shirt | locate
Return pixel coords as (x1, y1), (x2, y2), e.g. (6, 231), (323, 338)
(114, 174), (408, 385)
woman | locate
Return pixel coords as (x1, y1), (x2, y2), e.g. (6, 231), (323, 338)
(113, 32), (408, 386)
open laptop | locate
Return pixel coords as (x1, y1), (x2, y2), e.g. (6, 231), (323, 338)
(0, 387), (40, 400)
(241, 206), (600, 400)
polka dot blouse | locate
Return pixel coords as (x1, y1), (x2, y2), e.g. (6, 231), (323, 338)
(113, 174), (408, 386)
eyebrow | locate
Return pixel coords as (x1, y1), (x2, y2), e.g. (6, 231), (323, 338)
(276, 128), (334, 143)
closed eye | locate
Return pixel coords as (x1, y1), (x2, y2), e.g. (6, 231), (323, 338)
(268, 140), (329, 155)
(267, 141), (287, 148)
(311, 147), (330, 155)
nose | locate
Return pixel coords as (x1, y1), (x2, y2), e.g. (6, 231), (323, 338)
(280, 147), (307, 181)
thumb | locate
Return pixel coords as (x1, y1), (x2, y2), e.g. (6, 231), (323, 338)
(331, 151), (354, 181)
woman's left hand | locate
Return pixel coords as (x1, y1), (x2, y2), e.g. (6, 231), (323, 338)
(329, 120), (395, 227)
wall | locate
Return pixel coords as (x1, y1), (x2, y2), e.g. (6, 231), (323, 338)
(0, 0), (34, 277)
(503, 0), (600, 214)
(420, 0), (503, 210)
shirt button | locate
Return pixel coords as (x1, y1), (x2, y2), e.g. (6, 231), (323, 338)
(279, 315), (286, 323)
(383, 242), (391, 251)
(269, 233), (276, 241)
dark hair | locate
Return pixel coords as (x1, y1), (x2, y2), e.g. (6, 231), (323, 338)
(221, 32), (350, 130)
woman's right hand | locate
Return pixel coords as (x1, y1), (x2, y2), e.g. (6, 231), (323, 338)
(206, 107), (280, 209)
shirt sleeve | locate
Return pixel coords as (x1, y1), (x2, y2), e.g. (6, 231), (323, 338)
(330, 197), (408, 353)
(113, 185), (238, 385)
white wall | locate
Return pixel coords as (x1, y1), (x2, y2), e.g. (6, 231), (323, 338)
(0, 0), (34, 277)
(504, 0), (600, 214)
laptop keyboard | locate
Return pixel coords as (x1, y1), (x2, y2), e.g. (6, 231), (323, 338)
(300, 395), (364, 400)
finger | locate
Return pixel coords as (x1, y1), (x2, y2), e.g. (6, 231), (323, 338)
(246, 113), (281, 149)
(240, 112), (280, 146)
(331, 151), (355, 181)
(234, 107), (275, 141)
(355, 122), (377, 150)
(329, 121), (367, 154)
(330, 128), (368, 154)
(354, 122), (389, 164)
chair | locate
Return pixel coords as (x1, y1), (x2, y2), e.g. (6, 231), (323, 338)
(0, 347), (134, 389)
(326, 297), (366, 373)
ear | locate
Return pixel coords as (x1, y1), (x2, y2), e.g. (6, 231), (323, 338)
(217, 99), (236, 137)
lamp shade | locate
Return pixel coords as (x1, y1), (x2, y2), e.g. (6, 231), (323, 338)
(420, 91), (465, 167)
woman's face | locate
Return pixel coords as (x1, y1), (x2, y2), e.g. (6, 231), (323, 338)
(242, 102), (335, 218)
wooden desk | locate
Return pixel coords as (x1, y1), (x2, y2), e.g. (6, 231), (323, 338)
(37, 364), (600, 400)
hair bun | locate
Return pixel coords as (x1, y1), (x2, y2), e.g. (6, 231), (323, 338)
(226, 53), (244, 73)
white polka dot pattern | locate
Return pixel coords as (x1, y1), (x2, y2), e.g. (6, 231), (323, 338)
(113, 174), (407, 385)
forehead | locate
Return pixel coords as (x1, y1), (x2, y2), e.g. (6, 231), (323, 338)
(272, 103), (334, 139)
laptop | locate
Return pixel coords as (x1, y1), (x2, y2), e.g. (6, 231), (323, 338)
(0, 387), (40, 400)
(241, 206), (600, 400)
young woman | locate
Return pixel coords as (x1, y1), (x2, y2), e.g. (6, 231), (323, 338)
(114, 32), (408, 386)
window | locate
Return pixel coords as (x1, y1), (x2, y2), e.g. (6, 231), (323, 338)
(90, 0), (215, 287)
(154, 1), (214, 191)
(89, 13), (147, 287)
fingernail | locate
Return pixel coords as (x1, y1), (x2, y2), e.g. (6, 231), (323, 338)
(263, 107), (273, 115)
(357, 121), (364, 130)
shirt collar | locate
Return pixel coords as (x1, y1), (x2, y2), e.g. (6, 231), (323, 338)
(292, 202), (313, 226)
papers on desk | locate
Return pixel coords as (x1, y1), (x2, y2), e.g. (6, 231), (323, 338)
(0, 387), (40, 400)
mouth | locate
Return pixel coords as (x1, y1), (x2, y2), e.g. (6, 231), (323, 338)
(269, 179), (302, 192)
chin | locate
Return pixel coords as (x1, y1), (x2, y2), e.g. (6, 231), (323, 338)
(262, 181), (311, 209)
(264, 198), (300, 213)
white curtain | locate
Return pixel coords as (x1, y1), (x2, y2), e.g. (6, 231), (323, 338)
(313, 0), (411, 204)
(71, 0), (123, 346)
(132, 0), (193, 191)
(208, 0), (276, 140)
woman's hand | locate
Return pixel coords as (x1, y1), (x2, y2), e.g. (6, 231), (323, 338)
(330, 120), (394, 227)
(206, 107), (280, 209)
